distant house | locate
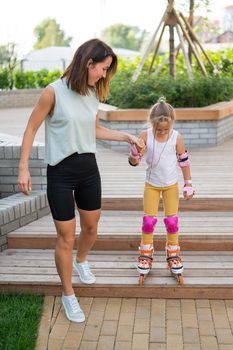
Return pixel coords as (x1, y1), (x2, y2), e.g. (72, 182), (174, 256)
(202, 30), (233, 51)
(112, 48), (140, 60)
(207, 31), (233, 43)
(21, 46), (75, 72)
(21, 46), (141, 72)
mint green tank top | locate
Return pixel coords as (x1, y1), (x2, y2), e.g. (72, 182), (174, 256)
(45, 78), (99, 165)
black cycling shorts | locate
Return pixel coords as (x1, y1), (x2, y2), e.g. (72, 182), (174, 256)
(47, 153), (101, 221)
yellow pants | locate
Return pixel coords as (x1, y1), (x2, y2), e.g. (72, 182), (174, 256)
(141, 182), (179, 246)
(144, 182), (179, 216)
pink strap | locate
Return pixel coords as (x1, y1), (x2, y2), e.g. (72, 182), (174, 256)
(130, 144), (143, 160)
(130, 144), (139, 156)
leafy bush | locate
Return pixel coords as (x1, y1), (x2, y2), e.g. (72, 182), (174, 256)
(107, 50), (233, 108)
(0, 69), (11, 89)
(14, 71), (38, 89)
(14, 70), (61, 89)
(108, 72), (233, 108)
(1, 49), (233, 108)
(35, 69), (61, 88)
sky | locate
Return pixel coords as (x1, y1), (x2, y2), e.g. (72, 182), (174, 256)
(1, 0), (233, 57)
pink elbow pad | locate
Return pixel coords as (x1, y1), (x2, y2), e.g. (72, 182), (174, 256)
(177, 151), (190, 168)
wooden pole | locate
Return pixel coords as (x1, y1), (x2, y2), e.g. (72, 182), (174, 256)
(132, 1), (173, 82)
(172, 8), (208, 77)
(148, 23), (166, 74)
(131, 11), (165, 82)
(180, 12), (217, 71)
(175, 24), (193, 80)
(169, 25), (176, 78)
(155, 45), (180, 75)
(188, 0), (195, 63)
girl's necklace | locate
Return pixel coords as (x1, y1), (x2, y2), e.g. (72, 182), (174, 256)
(148, 129), (170, 182)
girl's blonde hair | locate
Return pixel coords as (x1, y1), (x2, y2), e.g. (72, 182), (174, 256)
(148, 96), (175, 127)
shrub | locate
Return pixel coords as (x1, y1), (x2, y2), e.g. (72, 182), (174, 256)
(14, 71), (38, 89)
(13, 70), (62, 89)
(1, 49), (233, 108)
(0, 69), (11, 89)
(107, 51), (233, 108)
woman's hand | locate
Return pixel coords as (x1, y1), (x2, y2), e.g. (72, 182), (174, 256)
(126, 134), (144, 148)
(18, 169), (32, 196)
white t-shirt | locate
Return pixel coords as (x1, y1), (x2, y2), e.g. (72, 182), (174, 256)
(145, 128), (179, 187)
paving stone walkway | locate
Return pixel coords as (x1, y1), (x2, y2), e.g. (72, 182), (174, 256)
(36, 296), (233, 350)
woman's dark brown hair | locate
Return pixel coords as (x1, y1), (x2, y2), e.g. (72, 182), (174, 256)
(62, 38), (117, 101)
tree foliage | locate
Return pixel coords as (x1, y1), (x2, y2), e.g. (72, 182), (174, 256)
(107, 49), (233, 108)
(33, 18), (72, 49)
(101, 23), (148, 51)
(0, 43), (18, 89)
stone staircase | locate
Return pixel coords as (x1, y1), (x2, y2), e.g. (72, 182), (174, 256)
(1, 139), (233, 298)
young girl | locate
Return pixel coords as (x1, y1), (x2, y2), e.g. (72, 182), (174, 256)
(128, 96), (195, 284)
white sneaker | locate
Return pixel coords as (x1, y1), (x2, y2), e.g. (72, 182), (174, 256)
(61, 294), (85, 323)
(73, 260), (96, 284)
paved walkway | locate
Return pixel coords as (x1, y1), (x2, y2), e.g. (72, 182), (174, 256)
(36, 296), (233, 350)
(0, 107), (44, 142)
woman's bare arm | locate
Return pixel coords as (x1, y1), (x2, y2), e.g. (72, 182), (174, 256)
(18, 86), (55, 195)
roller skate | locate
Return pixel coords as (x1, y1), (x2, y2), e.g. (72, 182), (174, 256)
(137, 243), (154, 285)
(166, 245), (184, 285)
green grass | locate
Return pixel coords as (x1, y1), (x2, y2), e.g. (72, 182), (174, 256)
(0, 294), (44, 350)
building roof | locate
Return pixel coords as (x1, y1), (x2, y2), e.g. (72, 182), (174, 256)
(21, 46), (140, 71)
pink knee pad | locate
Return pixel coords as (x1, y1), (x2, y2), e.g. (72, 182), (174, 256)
(142, 215), (157, 234)
(164, 215), (179, 233)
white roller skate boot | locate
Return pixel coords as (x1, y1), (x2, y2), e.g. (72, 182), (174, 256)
(137, 243), (154, 285)
(166, 244), (184, 284)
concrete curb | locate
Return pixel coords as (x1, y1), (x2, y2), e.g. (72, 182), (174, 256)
(0, 190), (50, 251)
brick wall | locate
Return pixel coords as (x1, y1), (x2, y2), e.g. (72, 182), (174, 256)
(0, 134), (49, 251)
(98, 114), (233, 151)
(0, 191), (49, 251)
(0, 89), (43, 108)
(0, 134), (46, 198)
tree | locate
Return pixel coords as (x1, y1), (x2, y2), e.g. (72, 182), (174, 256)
(0, 43), (18, 89)
(101, 23), (148, 51)
(33, 18), (72, 49)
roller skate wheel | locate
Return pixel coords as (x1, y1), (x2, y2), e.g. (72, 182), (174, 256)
(139, 275), (145, 285)
(178, 275), (184, 285)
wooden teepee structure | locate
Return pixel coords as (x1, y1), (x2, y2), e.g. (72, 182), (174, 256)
(132, 0), (217, 82)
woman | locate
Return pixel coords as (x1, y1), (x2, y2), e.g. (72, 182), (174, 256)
(18, 39), (140, 323)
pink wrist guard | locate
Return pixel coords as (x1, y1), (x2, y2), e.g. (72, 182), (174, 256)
(183, 186), (195, 196)
(130, 144), (142, 160)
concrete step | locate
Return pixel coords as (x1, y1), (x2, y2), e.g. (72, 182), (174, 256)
(1, 249), (233, 299)
(7, 211), (233, 251)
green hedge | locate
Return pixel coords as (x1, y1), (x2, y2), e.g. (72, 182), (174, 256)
(1, 49), (233, 108)
(107, 49), (233, 108)
(108, 73), (233, 108)
(0, 69), (61, 90)
(0, 69), (11, 89)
